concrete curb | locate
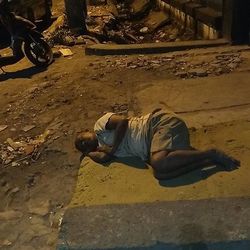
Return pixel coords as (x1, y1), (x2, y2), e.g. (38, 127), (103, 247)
(57, 198), (250, 250)
(85, 39), (229, 56)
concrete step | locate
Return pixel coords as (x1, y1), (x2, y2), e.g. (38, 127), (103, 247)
(57, 198), (250, 250)
(85, 39), (229, 56)
(134, 72), (250, 128)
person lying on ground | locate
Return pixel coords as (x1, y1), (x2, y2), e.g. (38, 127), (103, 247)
(75, 109), (240, 180)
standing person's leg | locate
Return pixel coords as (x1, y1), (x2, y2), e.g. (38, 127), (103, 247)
(64, 0), (87, 35)
(83, 0), (88, 18)
(0, 38), (24, 67)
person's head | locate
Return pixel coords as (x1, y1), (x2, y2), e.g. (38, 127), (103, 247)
(0, 0), (10, 14)
(0, 1), (14, 25)
(75, 131), (98, 154)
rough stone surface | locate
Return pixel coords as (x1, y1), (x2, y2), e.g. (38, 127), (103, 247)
(28, 200), (51, 216)
(143, 10), (170, 32)
(130, 0), (151, 15)
(0, 210), (23, 220)
(188, 68), (208, 77)
(58, 198), (250, 250)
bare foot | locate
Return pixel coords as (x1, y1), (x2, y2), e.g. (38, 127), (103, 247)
(213, 149), (240, 170)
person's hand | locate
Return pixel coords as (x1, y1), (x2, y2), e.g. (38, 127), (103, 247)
(97, 145), (113, 155)
(88, 151), (113, 164)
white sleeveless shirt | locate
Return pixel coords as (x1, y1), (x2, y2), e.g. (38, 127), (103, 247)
(94, 112), (151, 161)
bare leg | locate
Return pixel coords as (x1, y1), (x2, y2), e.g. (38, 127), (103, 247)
(150, 149), (240, 179)
(153, 159), (213, 180)
(0, 39), (24, 67)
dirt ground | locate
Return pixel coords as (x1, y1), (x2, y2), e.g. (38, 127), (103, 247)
(1, 1), (250, 249)
(0, 43), (250, 249)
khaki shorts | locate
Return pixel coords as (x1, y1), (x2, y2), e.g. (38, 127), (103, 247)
(148, 110), (190, 153)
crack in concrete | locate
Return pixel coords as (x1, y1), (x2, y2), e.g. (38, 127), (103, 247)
(176, 102), (250, 114)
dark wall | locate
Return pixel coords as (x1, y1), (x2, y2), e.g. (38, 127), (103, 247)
(198, 0), (223, 11)
(0, 28), (11, 48)
(207, 0), (223, 11)
(223, 0), (250, 44)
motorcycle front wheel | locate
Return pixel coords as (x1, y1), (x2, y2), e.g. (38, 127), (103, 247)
(24, 37), (53, 67)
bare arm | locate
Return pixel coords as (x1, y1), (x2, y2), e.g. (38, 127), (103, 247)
(87, 151), (113, 164)
(105, 114), (129, 155)
(89, 114), (128, 161)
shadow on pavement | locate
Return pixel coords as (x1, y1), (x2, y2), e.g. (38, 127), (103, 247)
(75, 240), (250, 250)
(111, 157), (239, 187)
(0, 66), (47, 82)
(159, 165), (239, 187)
(115, 157), (148, 170)
(159, 165), (221, 187)
(79, 155), (148, 170)
(112, 158), (232, 186)
(79, 155), (238, 187)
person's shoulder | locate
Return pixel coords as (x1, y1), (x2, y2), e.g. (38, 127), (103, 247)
(13, 15), (26, 21)
(97, 112), (115, 124)
(94, 112), (115, 133)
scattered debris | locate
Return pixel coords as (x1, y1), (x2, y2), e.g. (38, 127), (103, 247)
(23, 144), (35, 156)
(11, 162), (20, 167)
(79, 35), (100, 45)
(129, 0), (151, 17)
(49, 211), (64, 228)
(44, 2), (194, 47)
(188, 69), (208, 77)
(140, 26), (149, 34)
(0, 125), (8, 132)
(43, 14), (70, 46)
(142, 10), (170, 32)
(7, 146), (14, 152)
(6, 138), (25, 150)
(59, 48), (74, 57)
(1, 130), (51, 168)
(22, 125), (36, 132)
(175, 71), (188, 78)
(111, 103), (129, 114)
(8, 187), (20, 195)
(45, 15), (66, 37)
(91, 52), (242, 79)
(39, 81), (53, 89)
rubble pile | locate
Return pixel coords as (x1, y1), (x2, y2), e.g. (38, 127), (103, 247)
(87, 2), (194, 44)
(43, 14), (77, 47)
(0, 130), (50, 168)
(91, 52), (243, 78)
(44, 1), (194, 46)
(0, 80), (68, 168)
(0, 117), (66, 168)
(175, 53), (243, 78)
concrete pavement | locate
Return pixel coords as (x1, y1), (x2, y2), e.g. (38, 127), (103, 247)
(135, 72), (250, 128)
(58, 198), (250, 250)
(57, 72), (250, 249)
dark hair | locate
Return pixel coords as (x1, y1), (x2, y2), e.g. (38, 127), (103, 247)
(75, 133), (88, 153)
(0, 0), (11, 16)
(0, 9), (15, 27)
(0, 0), (8, 9)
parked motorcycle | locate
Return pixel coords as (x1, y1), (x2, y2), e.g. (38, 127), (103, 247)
(16, 28), (53, 67)
(0, 0), (53, 71)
